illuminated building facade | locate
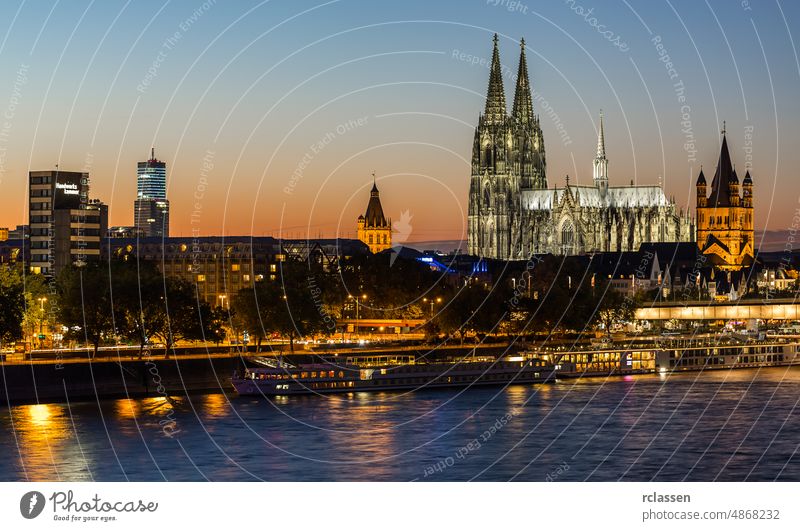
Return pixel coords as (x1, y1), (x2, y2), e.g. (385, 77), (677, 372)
(134, 148), (170, 238)
(28, 170), (106, 276)
(695, 130), (754, 271)
(357, 180), (392, 254)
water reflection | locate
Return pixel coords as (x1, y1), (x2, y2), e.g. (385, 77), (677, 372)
(11, 403), (93, 481)
(1, 368), (799, 481)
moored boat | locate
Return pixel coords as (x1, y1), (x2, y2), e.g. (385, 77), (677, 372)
(231, 355), (563, 396)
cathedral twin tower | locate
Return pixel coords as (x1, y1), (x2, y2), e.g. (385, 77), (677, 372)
(468, 35), (693, 260)
(467, 35), (546, 259)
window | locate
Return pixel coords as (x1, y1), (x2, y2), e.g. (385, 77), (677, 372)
(243, 274), (250, 282)
(368, 234), (373, 244)
(561, 220), (575, 254)
(269, 264), (277, 272)
(197, 274), (206, 282)
(231, 264), (240, 271)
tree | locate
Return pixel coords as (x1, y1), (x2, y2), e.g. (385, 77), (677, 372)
(232, 286), (267, 351)
(0, 266), (25, 347)
(111, 260), (168, 356)
(147, 276), (225, 356)
(236, 261), (330, 353)
(57, 262), (115, 357)
(22, 273), (50, 348)
(593, 283), (636, 335)
(439, 284), (507, 344)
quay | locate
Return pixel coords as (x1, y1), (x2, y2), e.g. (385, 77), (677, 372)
(0, 343), (520, 405)
(3, 337), (799, 404)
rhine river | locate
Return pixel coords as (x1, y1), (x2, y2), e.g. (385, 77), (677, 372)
(2, 367), (800, 481)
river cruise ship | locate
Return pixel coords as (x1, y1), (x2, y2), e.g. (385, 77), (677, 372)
(530, 339), (800, 375)
(231, 355), (563, 396)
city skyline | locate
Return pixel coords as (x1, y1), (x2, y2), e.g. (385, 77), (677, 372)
(0, 0), (798, 244)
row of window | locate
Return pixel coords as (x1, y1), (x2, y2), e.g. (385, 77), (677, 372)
(196, 273), (254, 283)
(700, 213), (753, 226)
(676, 345), (783, 356)
(671, 354), (784, 367)
(367, 233), (389, 245)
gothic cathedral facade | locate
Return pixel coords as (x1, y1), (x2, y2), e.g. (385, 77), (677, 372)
(467, 36), (694, 259)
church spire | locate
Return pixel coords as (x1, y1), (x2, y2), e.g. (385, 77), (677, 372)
(484, 34), (506, 125)
(593, 111), (608, 190)
(709, 127), (734, 207)
(596, 111), (606, 158)
(512, 37), (533, 125)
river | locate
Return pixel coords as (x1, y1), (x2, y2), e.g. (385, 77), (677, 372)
(2, 367), (799, 481)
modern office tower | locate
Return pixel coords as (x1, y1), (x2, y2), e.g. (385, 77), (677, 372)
(134, 148), (169, 237)
(28, 170), (106, 276)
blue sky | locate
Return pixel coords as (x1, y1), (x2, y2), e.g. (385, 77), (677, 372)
(0, 0), (798, 241)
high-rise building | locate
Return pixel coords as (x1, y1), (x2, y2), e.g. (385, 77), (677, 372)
(357, 179), (391, 254)
(134, 148), (169, 238)
(28, 170), (106, 276)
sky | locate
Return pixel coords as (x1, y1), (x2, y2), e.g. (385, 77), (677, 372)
(0, 0), (798, 245)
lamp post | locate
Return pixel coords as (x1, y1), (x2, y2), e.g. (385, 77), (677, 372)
(348, 294), (367, 339)
(423, 297), (442, 319)
(218, 294), (228, 309)
(37, 297), (47, 349)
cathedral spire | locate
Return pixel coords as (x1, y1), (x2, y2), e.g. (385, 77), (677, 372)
(484, 34), (506, 124)
(593, 111), (609, 190)
(512, 37), (533, 125)
(596, 110), (606, 159)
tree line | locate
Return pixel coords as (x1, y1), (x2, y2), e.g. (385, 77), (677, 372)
(0, 253), (636, 354)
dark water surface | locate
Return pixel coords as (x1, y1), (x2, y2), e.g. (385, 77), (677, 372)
(2, 367), (800, 481)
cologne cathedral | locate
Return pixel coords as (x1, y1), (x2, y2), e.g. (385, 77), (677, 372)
(467, 36), (694, 259)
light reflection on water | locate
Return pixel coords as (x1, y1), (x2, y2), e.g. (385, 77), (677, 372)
(2, 367), (800, 481)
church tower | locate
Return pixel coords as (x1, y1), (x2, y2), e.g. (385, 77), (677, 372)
(468, 35), (546, 259)
(695, 126), (754, 271)
(512, 38), (547, 190)
(592, 111), (608, 194)
(357, 178), (392, 254)
(468, 34), (515, 259)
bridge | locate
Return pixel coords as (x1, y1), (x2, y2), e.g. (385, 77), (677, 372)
(635, 298), (800, 321)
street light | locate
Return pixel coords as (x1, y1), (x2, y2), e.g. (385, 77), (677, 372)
(348, 294), (367, 339)
(423, 297), (442, 319)
(218, 294), (228, 309)
(37, 297), (47, 349)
